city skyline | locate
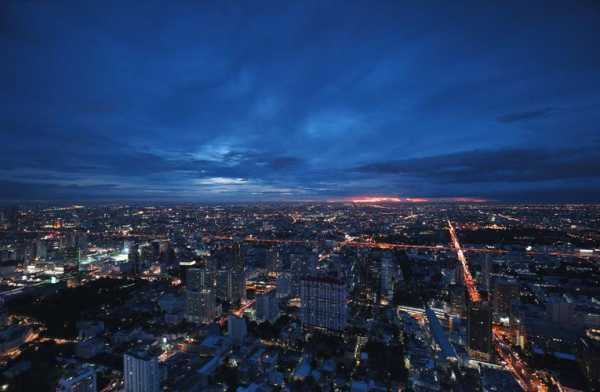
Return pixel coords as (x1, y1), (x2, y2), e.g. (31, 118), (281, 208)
(3, 1), (600, 202)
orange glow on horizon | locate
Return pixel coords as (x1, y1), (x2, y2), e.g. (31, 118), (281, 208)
(331, 196), (487, 203)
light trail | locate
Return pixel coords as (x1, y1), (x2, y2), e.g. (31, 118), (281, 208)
(447, 220), (481, 302)
(233, 299), (255, 317)
(217, 299), (256, 326)
(203, 235), (592, 259)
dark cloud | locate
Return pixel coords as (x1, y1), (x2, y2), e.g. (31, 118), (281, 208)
(269, 157), (304, 170)
(355, 147), (600, 184)
(1, 0), (600, 201)
(0, 180), (120, 201)
(481, 187), (600, 203)
(497, 107), (556, 123)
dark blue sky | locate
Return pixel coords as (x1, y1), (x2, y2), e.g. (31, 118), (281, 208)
(2, 1), (600, 202)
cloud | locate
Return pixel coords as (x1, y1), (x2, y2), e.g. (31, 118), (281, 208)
(2, 1), (600, 201)
(497, 107), (556, 123)
(194, 177), (248, 186)
(355, 147), (600, 184)
(268, 157), (303, 170)
(0, 180), (120, 202)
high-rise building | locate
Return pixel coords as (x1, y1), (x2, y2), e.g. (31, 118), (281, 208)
(128, 244), (140, 275)
(228, 315), (247, 345)
(64, 246), (80, 266)
(290, 252), (316, 297)
(480, 255), (493, 291)
(216, 269), (244, 307)
(449, 284), (466, 316)
(300, 276), (347, 332)
(256, 289), (279, 323)
(57, 366), (97, 392)
(151, 240), (161, 261)
(467, 300), (493, 362)
(214, 243), (246, 306)
(140, 245), (153, 265)
(185, 288), (216, 324)
(75, 232), (89, 254)
(275, 273), (291, 299)
(266, 247), (281, 273)
(162, 244), (176, 265)
(187, 268), (214, 290)
(123, 349), (160, 392)
(379, 255), (397, 302)
(35, 239), (47, 261)
(5, 206), (18, 231)
(492, 278), (519, 320)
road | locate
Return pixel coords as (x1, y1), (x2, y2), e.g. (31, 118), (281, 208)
(203, 234), (594, 259)
(447, 220), (481, 302)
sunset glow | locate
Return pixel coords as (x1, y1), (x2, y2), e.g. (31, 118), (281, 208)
(333, 196), (488, 203)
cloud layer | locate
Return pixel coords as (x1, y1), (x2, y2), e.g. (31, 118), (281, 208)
(2, 1), (600, 202)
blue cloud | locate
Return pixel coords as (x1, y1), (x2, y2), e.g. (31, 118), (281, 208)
(2, 0), (600, 201)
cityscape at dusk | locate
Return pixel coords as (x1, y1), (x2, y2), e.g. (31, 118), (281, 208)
(2, 1), (600, 392)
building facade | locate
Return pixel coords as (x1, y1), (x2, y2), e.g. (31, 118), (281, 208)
(467, 300), (493, 362)
(123, 350), (160, 392)
(256, 288), (279, 323)
(300, 276), (347, 332)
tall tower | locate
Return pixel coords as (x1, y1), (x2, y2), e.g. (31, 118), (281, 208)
(187, 268), (214, 291)
(185, 268), (216, 323)
(128, 244), (140, 275)
(216, 243), (245, 307)
(467, 300), (493, 362)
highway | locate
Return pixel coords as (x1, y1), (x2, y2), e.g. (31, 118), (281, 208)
(203, 234), (595, 259)
(447, 220), (481, 302)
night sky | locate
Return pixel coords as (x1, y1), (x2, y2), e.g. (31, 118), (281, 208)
(2, 1), (600, 202)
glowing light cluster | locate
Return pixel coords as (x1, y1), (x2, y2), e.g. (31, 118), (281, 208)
(348, 196), (405, 203)
(333, 196), (488, 203)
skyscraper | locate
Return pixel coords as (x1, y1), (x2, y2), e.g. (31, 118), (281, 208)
(123, 349), (160, 392)
(128, 244), (140, 275)
(379, 254), (397, 302)
(35, 239), (47, 261)
(480, 254), (493, 291)
(187, 267), (214, 291)
(300, 275), (347, 332)
(185, 288), (216, 324)
(256, 288), (279, 323)
(290, 252), (316, 297)
(467, 300), (493, 362)
(185, 267), (217, 324)
(492, 278), (519, 320)
(449, 284), (466, 316)
(151, 240), (161, 261)
(216, 269), (244, 307)
(275, 273), (291, 299)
